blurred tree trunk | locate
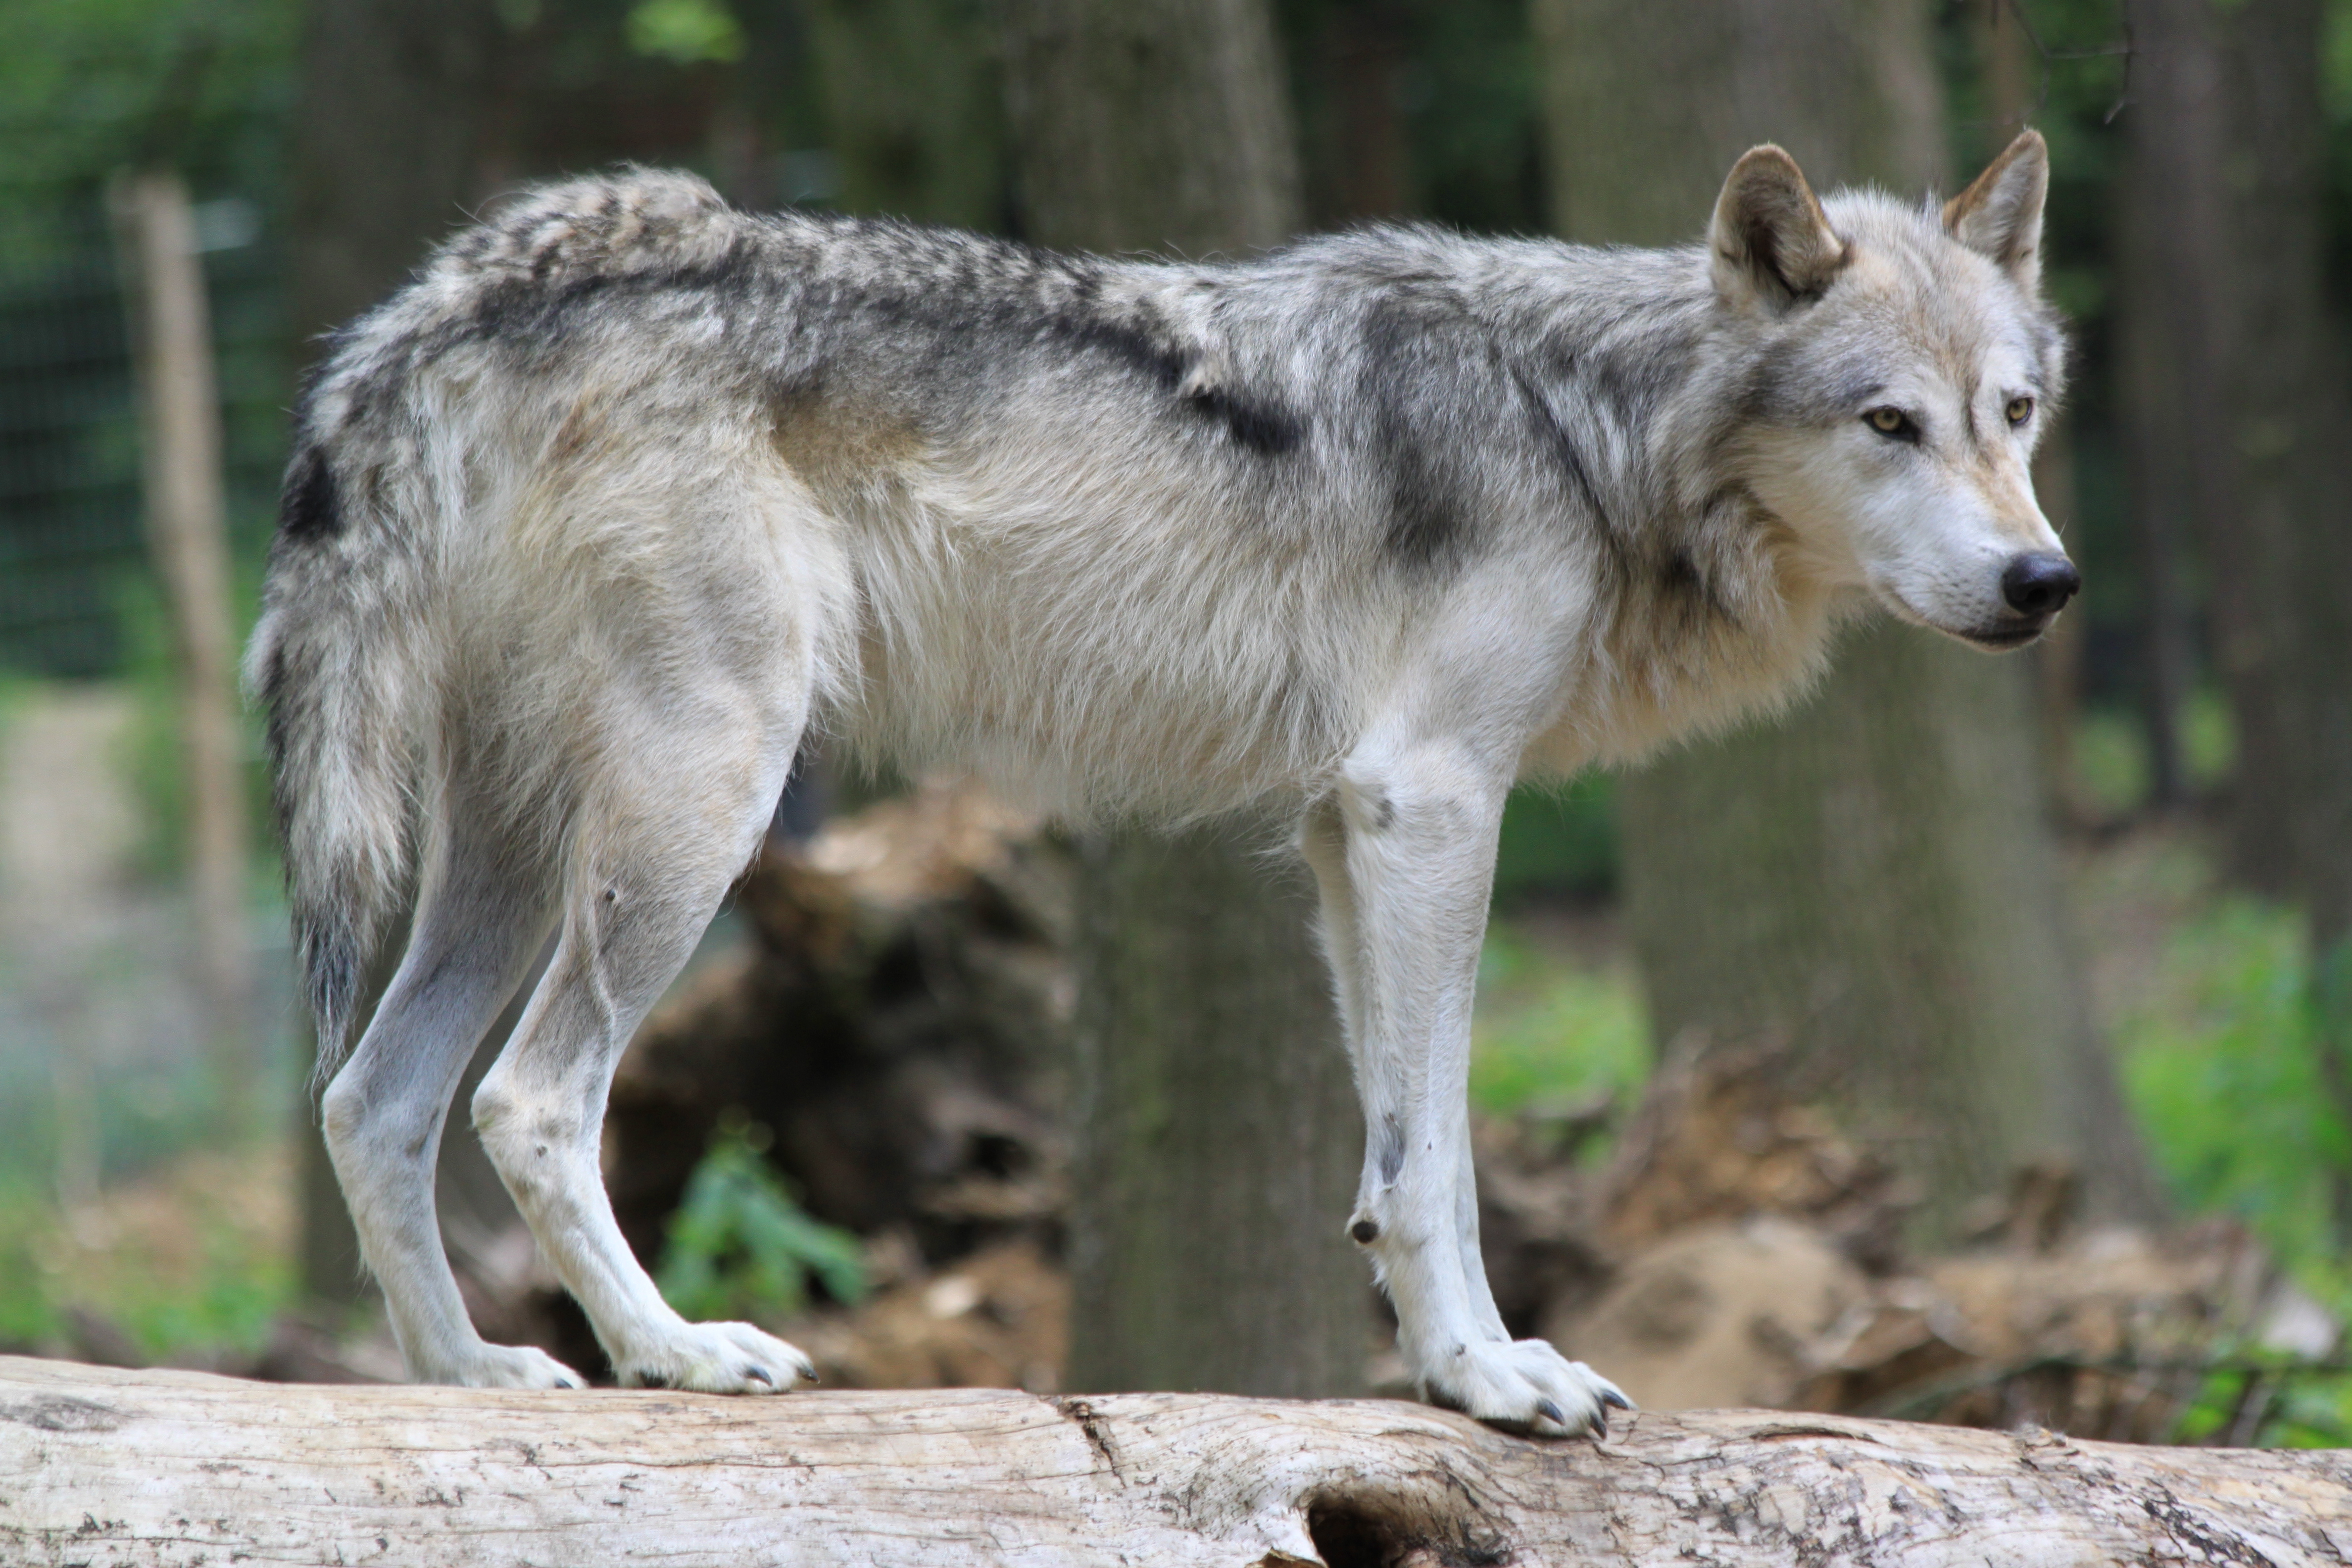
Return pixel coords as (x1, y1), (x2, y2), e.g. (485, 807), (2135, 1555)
(2116, 0), (2231, 815)
(998, 0), (1364, 1398)
(803, 0), (1006, 230)
(2125, 0), (2352, 1237)
(289, 0), (504, 343)
(2224, 0), (2352, 1251)
(287, 0), (510, 1309)
(1533, 0), (2159, 1240)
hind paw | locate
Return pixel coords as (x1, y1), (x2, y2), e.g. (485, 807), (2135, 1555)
(434, 1342), (587, 1390)
(616, 1321), (816, 1394)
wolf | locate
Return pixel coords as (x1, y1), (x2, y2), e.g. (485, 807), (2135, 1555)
(248, 129), (2071, 1438)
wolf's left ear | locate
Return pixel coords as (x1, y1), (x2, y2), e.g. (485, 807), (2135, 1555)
(1711, 145), (1848, 313)
(1945, 129), (2048, 291)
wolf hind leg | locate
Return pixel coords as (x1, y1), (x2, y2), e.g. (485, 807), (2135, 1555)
(470, 698), (814, 1394)
(319, 785), (577, 1389)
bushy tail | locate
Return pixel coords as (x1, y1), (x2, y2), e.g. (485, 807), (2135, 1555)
(247, 166), (739, 1076)
(246, 442), (423, 1080)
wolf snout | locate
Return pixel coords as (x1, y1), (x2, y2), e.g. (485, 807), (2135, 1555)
(2000, 551), (2080, 618)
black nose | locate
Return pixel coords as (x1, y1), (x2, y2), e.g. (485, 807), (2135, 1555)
(2001, 552), (2080, 617)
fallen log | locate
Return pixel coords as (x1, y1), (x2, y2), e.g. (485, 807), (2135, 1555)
(4, 1355), (2347, 1566)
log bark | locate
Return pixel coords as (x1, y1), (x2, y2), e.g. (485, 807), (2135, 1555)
(5, 1356), (2350, 1567)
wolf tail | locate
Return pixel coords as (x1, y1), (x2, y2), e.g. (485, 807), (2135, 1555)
(245, 437), (426, 1080)
(247, 168), (742, 1077)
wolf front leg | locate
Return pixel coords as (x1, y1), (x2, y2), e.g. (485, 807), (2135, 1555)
(1317, 739), (1629, 1438)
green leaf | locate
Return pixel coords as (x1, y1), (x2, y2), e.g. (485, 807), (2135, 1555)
(625, 0), (744, 66)
(654, 1122), (867, 1325)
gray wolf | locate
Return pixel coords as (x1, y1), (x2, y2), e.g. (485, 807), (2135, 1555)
(248, 130), (2069, 1436)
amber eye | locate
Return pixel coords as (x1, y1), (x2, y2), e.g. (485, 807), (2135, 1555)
(1865, 406), (1912, 438)
(2006, 395), (2035, 426)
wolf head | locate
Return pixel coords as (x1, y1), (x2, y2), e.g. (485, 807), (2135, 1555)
(1709, 131), (2073, 650)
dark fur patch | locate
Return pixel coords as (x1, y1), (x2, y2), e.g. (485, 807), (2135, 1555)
(1359, 297), (1478, 573)
(1376, 1114), (1406, 1185)
(1181, 384), (1305, 455)
(278, 446), (341, 543)
(1512, 370), (1611, 531)
(1054, 311), (1305, 454)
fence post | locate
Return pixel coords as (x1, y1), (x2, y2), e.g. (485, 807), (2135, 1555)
(109, 169), (255, 1129)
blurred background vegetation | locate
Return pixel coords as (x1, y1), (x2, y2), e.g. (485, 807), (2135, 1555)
(0, 0), (2348, 1443)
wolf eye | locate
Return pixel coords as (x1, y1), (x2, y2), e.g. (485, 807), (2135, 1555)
(1864, 406), (1915, 439)
(2005, 395), (2035, 426)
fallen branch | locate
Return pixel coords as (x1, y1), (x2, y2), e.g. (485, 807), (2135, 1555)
(4, 1355), (2349, 1566)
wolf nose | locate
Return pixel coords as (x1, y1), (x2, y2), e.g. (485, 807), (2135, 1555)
(2001, 552), (2080, 617)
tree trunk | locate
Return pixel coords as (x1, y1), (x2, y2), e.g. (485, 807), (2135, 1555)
(997, 0), (1364, 1398)
(9, 1357), (2351, 1566)
(1001, 0), (1301, 259)
(803, 0), (1007, 231)
(287, 0), (510, 1309)
(2116, 0), (2233, 816)
(2201, 0), (2352, 1241)
(1533, 0), (2159, 1239)
(1067, 833), (1364, 1398)
(2125, 0), (2352, 1240)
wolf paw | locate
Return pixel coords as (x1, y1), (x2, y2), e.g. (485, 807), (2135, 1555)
(439, 1342), (588, 1390)
(1421, 1337), (1632, 1439)
(615, 1321), (817, 1394)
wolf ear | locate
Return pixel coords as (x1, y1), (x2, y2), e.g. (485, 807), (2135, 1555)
(1710, 145), (1848, 313)
(1945, 129), (2047, 291)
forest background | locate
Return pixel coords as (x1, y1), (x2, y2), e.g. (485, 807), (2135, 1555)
(0, 0), (2349, 1450)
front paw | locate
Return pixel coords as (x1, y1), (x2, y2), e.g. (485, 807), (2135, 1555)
(1421, 1337), (1632, 1438)
(616, 1320), (817, 1394)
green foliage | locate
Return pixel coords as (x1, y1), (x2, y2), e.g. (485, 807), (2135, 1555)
(0, 1178), (55, 1347)
(2121, 899), (2352, 1278)
(0, 0), (298, 264)
(1491, 777), (1618, 902)
(0, 1165), (295, 1359)
(625, 0), (745, 66)
(656, 1120), (867, 1323)
(2068, 692), (2236, 819)
(1470, 926), (1647, 1122)
(2171, 1353), (2352, 1450)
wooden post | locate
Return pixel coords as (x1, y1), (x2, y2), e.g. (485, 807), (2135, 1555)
(109, 169), (255, 1125)
(4, 1356), (2350, 1564)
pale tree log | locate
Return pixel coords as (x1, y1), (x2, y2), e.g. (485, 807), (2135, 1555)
(6, 1358), (2352, 1566)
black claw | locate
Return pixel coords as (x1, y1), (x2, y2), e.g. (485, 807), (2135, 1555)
(1535, 1398), (1568, 1430)
(1591, 1409), (1610, 1441)
(555, 1378), (580, 1390)
(1602, 1388), (1633, 1411)
(745, 1366), (774, 1386)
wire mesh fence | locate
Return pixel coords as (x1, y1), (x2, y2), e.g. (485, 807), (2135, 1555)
(0, 202), (288, 680)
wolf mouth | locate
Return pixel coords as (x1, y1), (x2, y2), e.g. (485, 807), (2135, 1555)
(1960, 621), (2048, 651)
